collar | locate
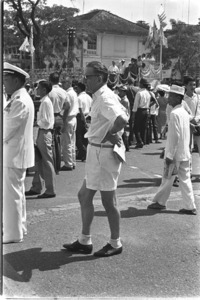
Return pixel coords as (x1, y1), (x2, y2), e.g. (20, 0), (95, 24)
(40, 95), (49, 103)
(93, 84), (107, 101)
(10, 87), (25, 101)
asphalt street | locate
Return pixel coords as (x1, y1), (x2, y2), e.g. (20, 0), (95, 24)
(2, 139), (200, 299)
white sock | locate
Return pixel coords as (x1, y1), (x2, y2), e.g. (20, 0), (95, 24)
(109, 238), (122, 249)
(79, 233), (92, 245)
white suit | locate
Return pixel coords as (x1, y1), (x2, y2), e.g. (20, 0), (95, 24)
(152, 104), (196, 210)
(3, 87), (35, 242)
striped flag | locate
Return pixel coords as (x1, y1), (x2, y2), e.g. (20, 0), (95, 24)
(158, 4), (167, 28)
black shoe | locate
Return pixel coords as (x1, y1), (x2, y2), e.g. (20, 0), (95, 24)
(93, 243), (123, 257)
(60, 166), (73, 171)
(37, 193), (56, 199)
(147, 202), (166, 210)
(179, 208), (197, 215)
(25, 190), (40, 196)
(63, 240), (93, 254)
(134, 143), (143, 149)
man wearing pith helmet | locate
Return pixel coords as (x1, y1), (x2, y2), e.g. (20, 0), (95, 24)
(3, 62), (35, 243)
(148, 85), (197, 215)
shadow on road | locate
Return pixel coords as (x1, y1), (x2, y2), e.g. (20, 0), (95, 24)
(3, 248), (98, 282)
(118, 177), (161, 189)
(95, 207), (180, 218)
(142, 152), (162, 156)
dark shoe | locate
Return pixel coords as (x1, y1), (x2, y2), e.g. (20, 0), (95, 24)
(25, 190), (40, 196)
(73, 165), (76, 169)
(93, 243), (123, 257)
(179, 208), (197, 215)
(63, 240), (93, 254)
(134, 143), (143, 149)
(173, 176), (179, 187)
(147, 202), (166, 210)
(60, 165), (73, 171)
(37, 193), (56, 199)
(155, 140), (162, 144)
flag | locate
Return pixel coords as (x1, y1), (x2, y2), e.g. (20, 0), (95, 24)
(152, 20), (160, 44)
(19, 37), (30, 52)
(158, 4), (167, 28)
(29, 24), (35, 54)
(159, 27), (168, 48)
(145, 25), (155, 49)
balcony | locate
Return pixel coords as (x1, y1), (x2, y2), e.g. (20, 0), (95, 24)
(85, 49), (97, 56)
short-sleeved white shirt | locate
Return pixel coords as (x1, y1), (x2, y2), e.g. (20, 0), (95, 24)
(85, 84), (126, 144)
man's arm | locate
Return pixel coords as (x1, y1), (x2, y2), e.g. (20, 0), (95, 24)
(101, 113), (128, 146)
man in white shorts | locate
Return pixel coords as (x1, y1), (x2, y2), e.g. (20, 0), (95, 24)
(63, 61), (128, 257)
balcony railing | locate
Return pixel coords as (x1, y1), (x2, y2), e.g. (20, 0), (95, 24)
(85, 49), (97, 55)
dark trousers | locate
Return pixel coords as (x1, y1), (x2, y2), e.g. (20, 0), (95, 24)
(128, 111), (134, 145)
(76, 114), (88, 160)
(52, 127), (62, 174)
(133, 108), (149, 145)
(150, 114), (158, 142)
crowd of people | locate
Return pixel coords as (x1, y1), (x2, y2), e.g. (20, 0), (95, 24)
(3, 60), (200, 258)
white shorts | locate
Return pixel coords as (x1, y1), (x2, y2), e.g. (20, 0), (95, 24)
(85, 144), (122, 191)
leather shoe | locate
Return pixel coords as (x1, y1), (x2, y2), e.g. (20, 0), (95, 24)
(147, 202), (166, 210)
(179, 208), (197, 215)
(63, 240), (93, 254)
(25, 190), (40, 196)
(37, 193), (56, 199)
(134, 143), (143, 149)
(93, 243), (122, 257)
(60, 165), (73, 171)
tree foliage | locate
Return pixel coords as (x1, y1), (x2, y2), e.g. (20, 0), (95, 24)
(150, 20), (200, 79)
(4, 0), (79, 68)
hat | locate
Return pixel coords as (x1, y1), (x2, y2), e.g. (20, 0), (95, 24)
(3, 62), (30, 79)
(140, 78), (149, 87)
(169, 85), (185, 96)
(156, 84), (170, 92)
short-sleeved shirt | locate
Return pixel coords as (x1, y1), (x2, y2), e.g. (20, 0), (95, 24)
(85, 84), (126, 144)
(37, 95), (54, 130)
(48, 84), (67, 114)
(132, 88), (151, 112)
(184, 93), (200, 122)
(78, 91), (93, 115)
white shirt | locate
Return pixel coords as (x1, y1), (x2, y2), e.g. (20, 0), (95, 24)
(37, 95), (54, 129)
(48, 84), (67, 114)
(165, 104), (191, 161)
(132, 88), (151, 112)
(65, 87), (79, 117)
(85, 84), (126, 144)
(78, 91), (93, 115)
(184, 93), (200, 122)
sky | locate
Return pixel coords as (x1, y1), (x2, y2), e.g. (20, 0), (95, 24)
(46, 0), (200, 29)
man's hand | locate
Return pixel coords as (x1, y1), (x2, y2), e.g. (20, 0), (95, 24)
(101, 132), (122, 146)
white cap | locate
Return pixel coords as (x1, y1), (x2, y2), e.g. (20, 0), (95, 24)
(3, 62), (30, 79)
(169, 85), (185, 96)
(156, 84), (170, 92)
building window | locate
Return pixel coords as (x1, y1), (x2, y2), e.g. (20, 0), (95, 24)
(88, 35), (97, 50)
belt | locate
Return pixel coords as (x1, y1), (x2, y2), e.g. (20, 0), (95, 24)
(39, 128), (53, 131)
(138, 107), (149, 110)
(88, 142), (114, 148)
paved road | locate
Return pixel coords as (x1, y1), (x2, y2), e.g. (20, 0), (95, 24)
(2, 140), (200, 298)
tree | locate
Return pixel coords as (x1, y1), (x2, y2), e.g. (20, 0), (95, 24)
(4, 0), (79, 68)
(150, 20), (200, 80)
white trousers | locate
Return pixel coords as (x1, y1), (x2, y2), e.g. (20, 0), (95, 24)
(3, 167), (26, 242)
(152, 160), (196, 210)
(61, 117), (77, 168)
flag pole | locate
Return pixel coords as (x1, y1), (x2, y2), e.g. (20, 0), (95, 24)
(159, 26), (163, 81)
(30, 22), (34, 80)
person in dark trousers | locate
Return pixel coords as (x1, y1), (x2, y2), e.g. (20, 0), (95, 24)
(132, 78), (151, 148)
